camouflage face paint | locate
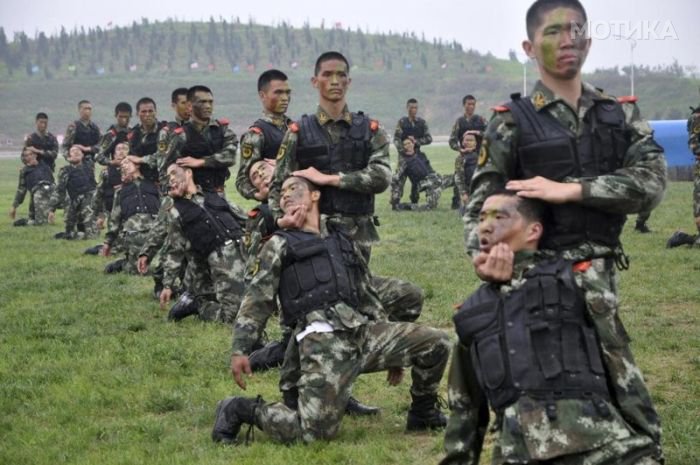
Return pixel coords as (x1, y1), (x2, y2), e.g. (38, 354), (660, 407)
(478, 195), (529, 252)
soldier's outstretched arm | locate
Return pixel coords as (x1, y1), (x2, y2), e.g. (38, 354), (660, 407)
(268, 129), (299, 219)
(197, 127), (238, 168)
(417, 120), (433, 147)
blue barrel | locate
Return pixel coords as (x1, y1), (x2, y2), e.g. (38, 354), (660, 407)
(649, 120), (693, 167)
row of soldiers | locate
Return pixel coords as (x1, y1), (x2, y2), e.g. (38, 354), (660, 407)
(8, 0), (685, 458)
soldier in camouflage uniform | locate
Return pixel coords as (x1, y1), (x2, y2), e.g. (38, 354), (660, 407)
(461, 1), (665, 461)
(689, 105), (700, 245)
(443, 191), (661, 465)
(48, 145), (98, 239)
(269, 52), (425, 328)
(126, 97), (168, 183)
(212, 176), (450, 445)
(453, 132), (480, 208)
(236, 69), (292, 201)
(101, 157), (160, 274)
(62, 100), (101, 165)
(391, 98), (433, 206)
(24, 112), (59, 171)
(10, 149), (55, 226)
(449, 95), (487, 209)
(390, 138), (447, 210)
(159, 164), (247, 324)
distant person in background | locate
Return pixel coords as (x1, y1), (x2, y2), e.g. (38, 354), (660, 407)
(24, 112), (58, 171)
(62, 100), (101, 165)
(454, 131), (480, 209)
(390, 138), (447, 210)
(449, 95), (487, 209)
(127, 96), (168, 183)
(392, 98), (433, 206)
(10, 149), (55, 226)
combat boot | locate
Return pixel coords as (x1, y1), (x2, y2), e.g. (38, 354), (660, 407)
(152, 280), (164, 300)
(168, 292), (199, 321)
(84, 244), (103, 255)
(13, 218), (28, 227)
(346, 396), (380, 416)
(406, 393), (447, 431)
(282, 387), (299, 410)
(450, 195), (460, 210)
(104, 258), (125, 274)
(248, 341), (285, 372)
(634, 221), (651, 233)
(212, 396), (264, 444)
(53, 231), (67, 239)
(666, 230), (696, 248)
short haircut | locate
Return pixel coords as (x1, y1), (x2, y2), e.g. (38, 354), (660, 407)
(258, 69), (288, 92)
(35, 112), (48, 120)
(286, 175), (320, 193)
(314, 51), (349, 76)
(487, 189), (547, 224)
(462, 95), (476, 105)
(171, 87), (188, 103)
(78, 100), (91, 108)
(136, 97), (156, 111)
(114, 102), (132, 115)
(406, 98), (418, 106)
(187, 85), (213, 101)
(525, 0), (587, 40)
(21, 148), (36, 162)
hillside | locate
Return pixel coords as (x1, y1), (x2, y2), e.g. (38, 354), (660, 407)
(0, 19), (697, 144)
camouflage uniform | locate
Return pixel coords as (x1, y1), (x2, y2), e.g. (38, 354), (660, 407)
(93, 125), (130, 221)
(12, 160), (55, 225)
(448, 114), (487, 207)
(162, 189), (248, 324)
(49, 161), (98, 238)
(448, 114), (488, 153)
(442, 252), (660, 465)
(61, 120), (101, 164)
(390, 148), (448, 210)
(688, 109), (700, 243)
(231, 230), (450, 444)
(236, 113), (291, 200)
(392, 116), (433, 204)
(462, 81), (666, 457)
(24, 130), (59, 171)
(104, 178), (160, 274)
(454, 149), (478, 200)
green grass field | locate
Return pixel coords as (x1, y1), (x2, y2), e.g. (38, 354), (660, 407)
(0, 149), (698, 464)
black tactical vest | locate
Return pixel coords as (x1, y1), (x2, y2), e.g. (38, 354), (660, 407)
(105, 125), (130, 158)
(507, 94), (629, 250)
(404, 154), (431, 184)
(129, 122), (167, 181)
(399, 117), (427, 142)
(119, 179), (160, 221)
(456, 115), (486, 145)
(26, 132), (58, 170)
(25, 161), (54, 192)
(73, 121), (101, 149)
(296, 113), (374, 215)
(453, 258), (610, 413)
(252, 119), (285, 159)
(276, 229), (361, 327)
(173, 192), (242, 258)
(181, 122), (229, 191)
(66, 163), (96, 198)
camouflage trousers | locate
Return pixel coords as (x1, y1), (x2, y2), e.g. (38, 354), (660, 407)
(194, 241), (247, 324)
(391, 173), (453, 209)
(371, 275), (424, 323)
(65, 192), (97, 238)
(29, 183), (54, 225)
(255, 321), (450, 444)
(119, 226), (157, 274)
(693, 161), (700, 222)
(574, 259), (663, 457)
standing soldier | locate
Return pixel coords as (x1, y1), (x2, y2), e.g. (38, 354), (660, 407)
(62, 100), (101, 165)
(461, 0), (665, 461)
(689, 104), (700, 243)
(127, 97), (168, 183)
(24, 112), (59, 171)
(392, 98), (433, 206)
(448, 95), (487, 209)
(454, 132), (480, 208)
(10, 149), (55, 226)
(236, 69), (292, 200)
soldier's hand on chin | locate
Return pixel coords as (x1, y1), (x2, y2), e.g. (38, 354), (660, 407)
(231, 355), (252, 390)
(278, 204), (307, 230)
(473, 243), (514, 283)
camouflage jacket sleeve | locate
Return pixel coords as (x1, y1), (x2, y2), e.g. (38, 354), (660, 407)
(454, 154), (467, 197)
(45, 134), (59, 165)
(449, 119), (462, 152)
(337, 125), (391, 194)
(104, 188), (122, 246)
(393, 119), (405, 153)
(577, 101), (667, 214)
(138, 199), (171, 259)
(90, 171), (107, 219)
(416, 119), (433, 147)
(95, 131), (116, 166)
(200, 125), (238, 169)
(12, 167), (28, 208)
(268, 129), (298, 219)
(61, 125), (76, 160)
(49, 167), (70, 211)
(162, 208), (188, 289)
(688, 113), (700, 156)
(235, 130), (265, 199)
(441, 341), (489, 465)
(232, 234), (286, 355)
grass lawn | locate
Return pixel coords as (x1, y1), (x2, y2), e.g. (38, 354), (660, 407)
(0, 148), (698, 464)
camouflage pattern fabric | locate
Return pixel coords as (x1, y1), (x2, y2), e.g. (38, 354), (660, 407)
(689, 112), (700, 235)
(442, 256), (659, 465)
(461, 80), (665, 459)
(95, 125), (129, 167)
(269, 105), (392, 248)
(454, 151), (478, 199)
(236, 114), (290, 200)
(13, 165), (55, 225)
(61, 120), (101, 161)
(49, 164), (97, 238)
(393, 116), (433, 154)
(231, 232), (449, 444)
(24, 131), (59, 170)
(448, 114), (487, 153)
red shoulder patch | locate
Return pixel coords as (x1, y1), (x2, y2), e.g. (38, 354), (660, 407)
(174, 127), (185, 135)
(492, 105), (510, 112)
(247, 209), (260, 218)
(110, 129), (117, 137)
(249, 126), (263, 135)
(127, 132), (134, 140)
(370, 119), (379, 132)
(217, 118), (230, 126)
(572, 260), (592, 273)
(616, 95), (638, 104)
(289, 122), (300, 133)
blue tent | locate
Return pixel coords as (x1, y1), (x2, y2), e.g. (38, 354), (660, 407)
(649, 120), (693, 167)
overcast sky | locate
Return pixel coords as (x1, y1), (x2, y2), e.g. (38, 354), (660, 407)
(1, 0), (697, 73)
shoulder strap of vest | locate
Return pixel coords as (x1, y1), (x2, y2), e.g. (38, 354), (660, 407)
(507, 93), (549, 141)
